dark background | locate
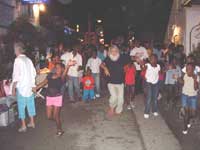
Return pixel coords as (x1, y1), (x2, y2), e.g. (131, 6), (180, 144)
(47, 0), (173, 42)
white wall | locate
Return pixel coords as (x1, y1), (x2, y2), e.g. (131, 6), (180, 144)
(185, 5), (200, 55)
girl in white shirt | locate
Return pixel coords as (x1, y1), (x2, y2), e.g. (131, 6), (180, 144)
(142, 54), (160, 119)
(179, 63), (199, 134)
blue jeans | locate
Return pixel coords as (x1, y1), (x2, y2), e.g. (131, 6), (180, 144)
(82, 89), (95, 101)
(181, 94), (197, 109)
(145, 82), (159, 114)
(68, 76), (80, 100)
(92, 73), (100, 95)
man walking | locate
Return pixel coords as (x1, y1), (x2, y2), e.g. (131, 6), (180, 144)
(101, 45), (130, 116)
(12, 42), (36, 132)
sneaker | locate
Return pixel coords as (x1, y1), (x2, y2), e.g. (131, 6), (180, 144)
(130, 101), (135, 108)
(69, 98), (76, 103)
(96, 94), (100, 98)
(144, 114), (150, 119)
(27, 123), (35, 128)
(18, 127), (27, 133)
(187, 124), (191, 128)
(182, 130), (188, 135)
(56, 130), (64, 137)
(153, 112), (159, 117)
(157, 93), (162, 100)
(127, 105), (132, 110)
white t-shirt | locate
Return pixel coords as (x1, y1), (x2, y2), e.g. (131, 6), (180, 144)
(182, 65), (200, 75)
(86, 57), (102, 74)
(182, 74), (199, 96)
(65, 52), (82, 77)
(130, 46), (148, 70)
(145, 63), (160, 84)
(60, 52), (69, 65)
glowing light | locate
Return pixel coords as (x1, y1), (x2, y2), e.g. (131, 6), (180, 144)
(104, 44), (109, 47)
(99, 38), (104, 44)
(173, 26), (181, 36)
(76, 24), (80, 32)
(33, 4), (39, 12)
(172, 25), (181, 44)
(33, 4), (40, 25)
(97, 19), (102, 23)
(39, 4), (46, 12)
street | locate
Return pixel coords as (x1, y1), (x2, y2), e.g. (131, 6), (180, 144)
(0, 94), (182, 150)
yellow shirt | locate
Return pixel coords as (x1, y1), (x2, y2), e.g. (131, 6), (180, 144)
(182, 74), (199, 96)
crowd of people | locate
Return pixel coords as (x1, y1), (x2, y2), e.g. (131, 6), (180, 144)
(11, 36), (200, 136)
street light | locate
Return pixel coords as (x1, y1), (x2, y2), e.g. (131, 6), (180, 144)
(33, 4), (40, 25)
(97, 19), (102, 23)
(39, 4), (46, 12)
(76, 24), (80, 32)
(32, 4), (46, 26)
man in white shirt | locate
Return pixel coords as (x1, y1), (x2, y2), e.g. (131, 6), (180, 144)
(60, 47), (70, 65)
(130, 40), (148, 94)
(65, 45), (82, 102)
(12, 42), (36, 132)
(86, 50), (102, 98)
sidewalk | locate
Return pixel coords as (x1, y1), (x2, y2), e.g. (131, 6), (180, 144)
(133, 94), (182, 150)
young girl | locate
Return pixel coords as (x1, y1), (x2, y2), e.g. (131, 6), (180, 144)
(179, 63), (199, 134)
(142, 54), (160, 119)
(82, 68), (95, 102)
(33, 63), (69, 136)
(124, 62), (136, 110)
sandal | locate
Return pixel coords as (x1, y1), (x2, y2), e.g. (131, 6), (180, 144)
(56, 130), (64, 137)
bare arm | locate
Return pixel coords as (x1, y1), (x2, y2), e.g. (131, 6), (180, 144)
(12, 82), (17, 96)
(193, 75), (199, 91)
(140, 61), (147, 71)
(33, 79), (48, 93)
(100, 63), (110, 76)
(62, 65), (70, 80)
(177, 76), (184, 85)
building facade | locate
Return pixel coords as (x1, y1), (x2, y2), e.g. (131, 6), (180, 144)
(0, 0), (29, 35)
(166, 0), (200, 55)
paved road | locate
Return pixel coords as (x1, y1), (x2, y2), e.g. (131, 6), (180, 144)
(0, 96), (145, 150)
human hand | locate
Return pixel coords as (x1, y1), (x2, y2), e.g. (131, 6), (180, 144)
(104, 68), (110, 76)
(67, 60), (76, 67)
(12, 89), (16, 97)
(32, 87), (37, 93)
(173, 74), (178, 79)
(192, 74), (198, 82)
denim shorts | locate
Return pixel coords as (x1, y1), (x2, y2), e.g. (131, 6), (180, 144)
(181, 94), (197, 109)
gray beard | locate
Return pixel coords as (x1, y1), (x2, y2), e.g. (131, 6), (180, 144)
(109, 54), (120, 61)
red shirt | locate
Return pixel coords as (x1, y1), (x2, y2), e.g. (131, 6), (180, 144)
(124, 65), (136, 85)
(82, 76), (95, 90)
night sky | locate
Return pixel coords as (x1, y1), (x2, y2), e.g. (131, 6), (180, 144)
(48, 0), (173, 42)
